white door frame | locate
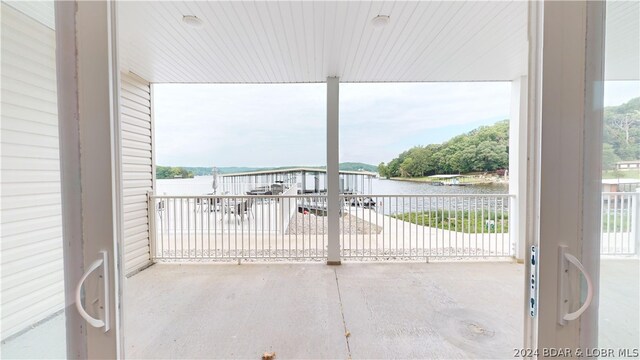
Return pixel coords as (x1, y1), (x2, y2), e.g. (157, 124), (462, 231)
(530, 0), (605, 352)
(55, 1), (124, 358)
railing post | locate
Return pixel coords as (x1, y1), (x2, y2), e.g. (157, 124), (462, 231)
(633, 188), (640, 255)
(147, 191), (156, 261)
(326, 77), (341, 265)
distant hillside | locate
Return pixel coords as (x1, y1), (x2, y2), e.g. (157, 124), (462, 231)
(338, 162), (378, 172)
(602, 97), (640, 169)
(378, 120), (509, 178)
(160, 163), (377, 178)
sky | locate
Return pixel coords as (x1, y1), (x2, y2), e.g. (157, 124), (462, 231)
(153, 81), (640, 168)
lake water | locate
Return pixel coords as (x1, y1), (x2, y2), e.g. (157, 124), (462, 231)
(157, 176), (509, 195)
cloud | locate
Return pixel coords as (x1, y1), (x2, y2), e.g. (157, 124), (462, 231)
(154, 81), (639, 167)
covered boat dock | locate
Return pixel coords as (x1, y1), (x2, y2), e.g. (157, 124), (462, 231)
(219, 167), (377, 195)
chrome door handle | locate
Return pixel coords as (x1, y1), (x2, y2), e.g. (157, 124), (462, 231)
(75, 250), (110, 331)
(557, 245), (594, 325)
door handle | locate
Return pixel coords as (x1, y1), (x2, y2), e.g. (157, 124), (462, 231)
(75, 250), (110, 331)
(557, 245), (594, 325)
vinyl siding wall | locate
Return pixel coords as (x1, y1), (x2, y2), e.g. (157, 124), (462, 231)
(120, 72), (154, 275)
(0, 2), (63, 339)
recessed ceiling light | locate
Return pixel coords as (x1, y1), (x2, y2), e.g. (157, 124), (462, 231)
(182, 15), (203, 27)
(371, 15), (390, 28)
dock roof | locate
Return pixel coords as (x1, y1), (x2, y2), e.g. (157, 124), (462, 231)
(221, 167), (377, 177)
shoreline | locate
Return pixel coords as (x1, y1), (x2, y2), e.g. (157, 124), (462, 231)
(386, 176), (508, 185)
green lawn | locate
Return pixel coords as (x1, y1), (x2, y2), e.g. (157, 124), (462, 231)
(602, 169), (640, 179)
(391, 210), (509, 233)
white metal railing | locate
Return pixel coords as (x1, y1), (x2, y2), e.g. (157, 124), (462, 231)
(149, 193), (327, 260)
(339, 194), (515, 259)
(601, 192), (639, 255)
(220, 181), (296, 195)
(147, 192), (638, 261)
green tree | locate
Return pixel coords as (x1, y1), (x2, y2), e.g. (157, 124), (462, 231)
(602, 143), (621, 170)
(399, 157), (414, 177)
(377, 162), (389, 178)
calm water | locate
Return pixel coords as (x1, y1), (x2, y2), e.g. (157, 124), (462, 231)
(157, 176), (509, 195)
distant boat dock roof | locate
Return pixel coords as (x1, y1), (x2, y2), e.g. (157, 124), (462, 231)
(221, 167), (377, 177)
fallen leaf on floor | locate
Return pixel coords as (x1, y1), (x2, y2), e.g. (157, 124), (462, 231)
(262, 351), (276, 360)
(345, 330), (351, 338)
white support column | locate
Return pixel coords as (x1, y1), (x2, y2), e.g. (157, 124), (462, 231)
(509, 76), (528, 262)
(326, 77), (341, 265)
(55, 1), (123, 357)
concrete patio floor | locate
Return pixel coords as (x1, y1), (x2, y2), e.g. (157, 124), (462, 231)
(124, 262), (524, 359)
(1, 259), (636, 359)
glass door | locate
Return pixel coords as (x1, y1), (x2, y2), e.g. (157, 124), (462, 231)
(587, 0), (640, 354)
(2, 1), (123, 358)
(1, 1), (69, 358)
(531, 0), (639, 354)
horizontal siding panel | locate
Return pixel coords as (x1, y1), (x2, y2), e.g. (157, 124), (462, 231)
(122, 130), (151, 144)
(121, 96), (150, 115)
(2, 281), (64, 321)
(1, 237), (63, 267)
(0, 10), (55, 48)
(123, 179), (153, 189)
(1, 74), (57, 99)
(123, 201), (149, 214)
(1, 182), (61, 197)
(121, 103), (151, 122)
(123, 194), (148, 206)
(121, 87), (151, 107)
(1, 203), (61, 224)
(1, 156), (60, 171)
(121, 122), (152, 137)
(123, 188), (152, 200)
(125, 224), (150, 238)
(1, 61), (56, 89)
(1, 143), (59, 159)
(2, 295), (64, 340)
(124, 208), (148, 220)
(121, 81), (150, 99)
(2, 215), (63, 238)
(1, 227), (62, 250)
(124, 251), (152, 274)
(122, 147), (152, 159)
(0, 129), (59, 148)
(0, 102), (58, 126)
(1, 169), (60, 183)
(123, 164), (152, 173)
(1, 193), (61, 210)
(120, 72), (153, 275)
(1, 89), (58, 113)
(123, 172), (152, 181)
(122, 156), (152, 166)
(1, 247), (63, 278)
(0, 36), (56, 71)
(1, 259), (62, 291)
(121, 115), (151, 129)
(1, 2), (64, 340)
(2, 272), (63, 308)
(124, 216), (148, 230)
(121, 74), (150, 93)
(122, 138), (151, 151)
(1, 116), (59, 137)
(124, 231), (151, 250)
(3, 1), (55, 30)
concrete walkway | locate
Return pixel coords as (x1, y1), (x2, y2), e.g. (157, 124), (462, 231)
(125, 262), (524, 359)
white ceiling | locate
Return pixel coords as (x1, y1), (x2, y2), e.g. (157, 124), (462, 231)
(118, 1), (528, 83)
(117, 1), (638, 84)
(605, 1), (640, 81)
